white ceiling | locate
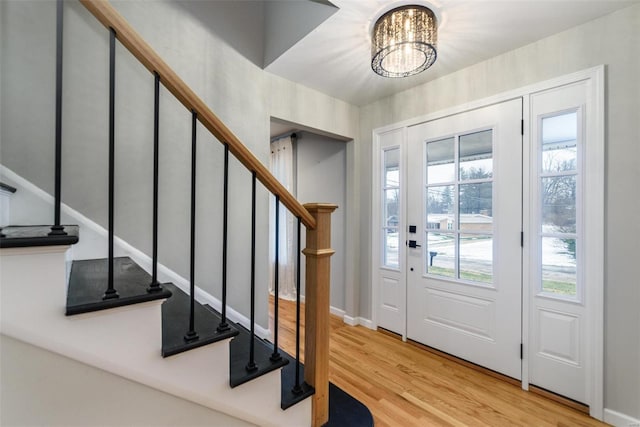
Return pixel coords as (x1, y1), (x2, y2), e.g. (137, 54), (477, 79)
(264, 0), (638, 106)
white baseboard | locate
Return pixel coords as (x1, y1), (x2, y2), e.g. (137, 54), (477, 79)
(343, 315), (375, 330)
(298, 294), (346, 325)
(330, 306), (345, 318)
(0, 165), (270, 340)
(604, 409), (640, 427)
(342, 315), (357, 326)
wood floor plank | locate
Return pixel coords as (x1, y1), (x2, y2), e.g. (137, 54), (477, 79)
(269, 296), (605, 426)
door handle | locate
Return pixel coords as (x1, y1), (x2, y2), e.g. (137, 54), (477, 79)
(408, 240), (421, 248)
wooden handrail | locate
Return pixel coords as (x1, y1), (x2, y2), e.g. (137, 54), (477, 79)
(79, 0), (316, 230)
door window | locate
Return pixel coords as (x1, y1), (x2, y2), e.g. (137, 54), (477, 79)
(425, 130), (494, 285)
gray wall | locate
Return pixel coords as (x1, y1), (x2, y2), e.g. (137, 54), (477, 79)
(357, 4), (640, 418)
(295, 132), (347, 311)
(0, 335), (254, 426)
(0, 0), (358, 329)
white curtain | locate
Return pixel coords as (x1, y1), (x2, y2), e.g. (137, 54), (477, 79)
(269, 136), (296, 300)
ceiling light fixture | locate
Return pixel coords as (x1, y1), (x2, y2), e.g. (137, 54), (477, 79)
(371, 5), (438, 78)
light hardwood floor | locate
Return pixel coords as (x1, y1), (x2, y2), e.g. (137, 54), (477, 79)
(270, 296), (606, 427)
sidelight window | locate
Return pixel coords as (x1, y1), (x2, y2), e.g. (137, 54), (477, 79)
(539, 111), (580, 298)
(383, 148), (400, 269)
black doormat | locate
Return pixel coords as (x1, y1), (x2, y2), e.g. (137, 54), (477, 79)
(327, 382), (374, 427)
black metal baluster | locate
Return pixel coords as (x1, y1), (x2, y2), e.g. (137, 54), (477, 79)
(49, 0), (66, 237)
(292, 216), (303, 394)
(184, 110), (199, 342)
(217, 143), (230, 332)
(270, 195), (282, 362)
(103, 27), (118, 301)
(148, 72), (162, 293)
(246, 171), (258, 372)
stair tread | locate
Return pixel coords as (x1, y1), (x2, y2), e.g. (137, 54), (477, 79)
(228, 330), (289, 388)
(161, 283), (238, 357)
(0, 225), (79, 248)
(205, 304), (291, 388)
(66, 257), (172, 315)
(280, 361), (314, 410)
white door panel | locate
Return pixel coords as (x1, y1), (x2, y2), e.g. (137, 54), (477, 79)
(528, 82), (589, 404)
(406, 99), (523, 380)
(375, 129), (405, 335)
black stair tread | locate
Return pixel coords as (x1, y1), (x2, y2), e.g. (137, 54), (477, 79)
(280, 361), (314, 410)
(0, 225), (79, 248)
(161, 283), (238, 357)
(201, 306), (371, 421)
(229, 334), (289, 388)
(224, 315), (289, 388)
(66, 257), (172, 315)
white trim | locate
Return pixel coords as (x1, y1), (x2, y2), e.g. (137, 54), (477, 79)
(343, 315), (376, 330)
(0, 165), (271, 341)
(521, 94), (531, 392)
(356, 317), (375, 330)
(604, 409), (640, 427)
(330, 306), (346, 318)
(1, 164), (55, 204)
(370, 65), (605, 418)
(585, 65), (605, 421)
(343, 315), (358, 326)
(370, 133), (380, 331)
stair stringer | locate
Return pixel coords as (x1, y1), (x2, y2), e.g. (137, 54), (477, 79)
(0, 246), (311, 426)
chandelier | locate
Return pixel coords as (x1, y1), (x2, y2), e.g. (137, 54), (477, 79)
(371, 5), (438, 78)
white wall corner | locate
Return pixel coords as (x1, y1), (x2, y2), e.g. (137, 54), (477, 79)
(604, 409), (640, 427)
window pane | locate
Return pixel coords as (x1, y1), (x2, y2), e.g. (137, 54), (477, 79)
(542, 175), (576, 233)
(542, 112), (577, 173)
(427, 137), (455, 184)
(383, 228), (399, 268)
(427, 233), (454, 277)
(541, 237), (577, 296)
(459, 234), (493, 284)
(383, 148), (400, 269)
(427, 185), (455, 230)
(459, 182), (493, 227)
(460, 130), (493, 179)
(384, 189), (399, 227)
(384, 148), (399, 187)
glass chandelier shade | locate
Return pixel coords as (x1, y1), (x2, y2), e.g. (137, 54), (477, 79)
(371, 5), (438, 78)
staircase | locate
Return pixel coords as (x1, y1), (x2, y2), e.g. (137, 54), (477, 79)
(0, 0), (373, 425)
(0, 234), (310, 426)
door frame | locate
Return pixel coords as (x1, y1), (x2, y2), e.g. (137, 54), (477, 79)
(371, 65), (604, 419)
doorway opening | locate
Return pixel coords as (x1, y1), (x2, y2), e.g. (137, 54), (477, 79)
(268, 118), (349, 341)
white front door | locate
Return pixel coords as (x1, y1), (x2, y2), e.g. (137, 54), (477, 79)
(406, 99), (523, 379)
